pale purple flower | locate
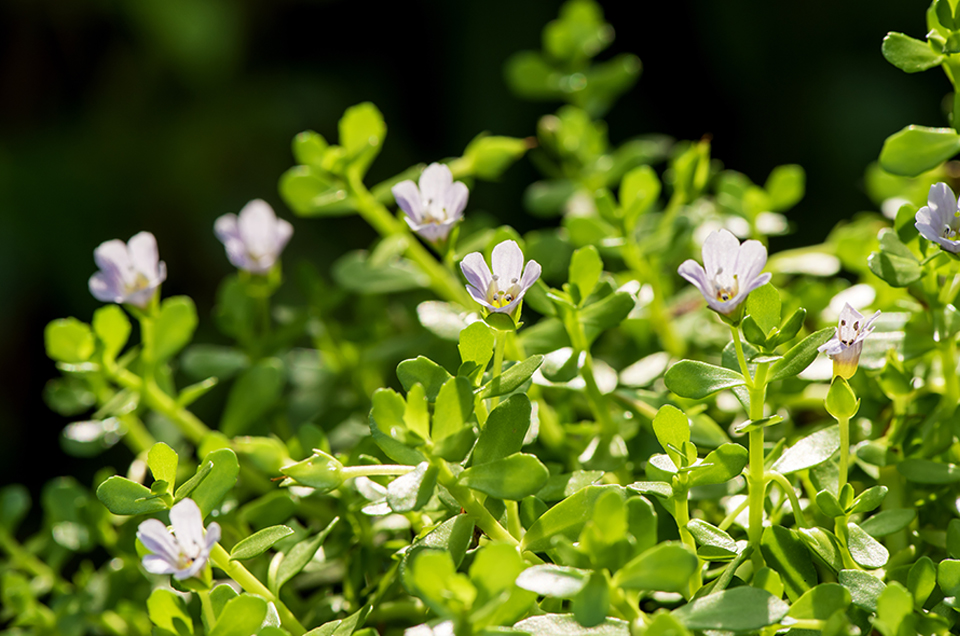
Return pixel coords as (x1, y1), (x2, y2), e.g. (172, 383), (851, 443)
(678, 229), (772, 315)
(818, 303), (881, 379)
(89, 232), (167, 308)
(460, 240), (541, 314)
(136, 498), (220, 581)
(915, 182), (960, 253)
(392, 163), (469, 242)
(214, 200), (293, 275)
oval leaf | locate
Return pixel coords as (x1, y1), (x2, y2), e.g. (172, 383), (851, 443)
(230, 525), (294, 561)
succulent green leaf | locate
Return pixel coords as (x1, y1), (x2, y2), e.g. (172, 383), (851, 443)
(397, 356), (453, 401)
(898, 458), (960, 483)
(515, 564), (591, 598)
(761, 526), (817, 601)
(671, 587), (789, 631)
(473, 394), (532, 466)
(764, 164), (805, 211)
(839, 569), (886, 613)
(522, 485), (624, 552)
(786, 583), (850, 620)
(686, 443), (748, 488)
(846, 522), (888, 569)
(208, 594), (268, 636)
(45, 318), (95, 363)
(154, 296), (198, 362)
(745, 283), (780, 335)
(386, 462), (437, 512)
(92, 305), (131, 359)
(96, 475), (169, 516)
(147, 442), (178, 492)
(770, 425), (839, 474)
(180, 448), (239, 518)
(230, 525), (294, 560)
(220, 358), (286, 437)
(271, 516), (339, 594)
(568, 245), (603, 303)
(859, 509), (915, 538)
(147, 588), (194, 636)
(882, 32), (946, 73)
(879, 125), (960, 177)
(614, 542), (698, 592)
(652, 405), (690, 468)
(433, 377), (474, 441)
(664, 361), (746, 399)
(459, 453), (549, 500)
(479, 355), (544, 399)
(767, 327), (834, 382)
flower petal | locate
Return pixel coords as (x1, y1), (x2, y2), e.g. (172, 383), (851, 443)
(928, 182), (957, 222)
(677, 259), (712, 300)
(491, 240), (524, 284)
(89, 272), (120, 303)
(519, 259), (542, 293)
(274, 218), (294, 254)
(466, 283), (495, 310)
(137, 518), (180, 564)
(214, 213), (241, 245)
(142, 554), (179, 575)
(238, 200), (277, 258)
(444, 181), (469, 221)
(128, 232), (161, 280)
(460, 252), (492, 295)
(392, 180), (423, 223)
(418, 163), (453, 205)
(935, 236), (960, 253)
(701, 229), (740, 279)
(170, 498), (205, 554)
(94, 239), (132, 276)
(734, 239), (769, 287)
(915, 220), (939, 244)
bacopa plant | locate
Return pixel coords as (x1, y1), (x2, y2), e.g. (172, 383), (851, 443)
(7, 1), (960, 635)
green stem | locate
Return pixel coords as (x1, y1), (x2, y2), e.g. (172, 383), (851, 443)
(940, 338), (960, 410)
(340, 464), (416, 479)
(0, 526), (71, 594)
(730, 325), (753, 386)
(346, 170), (472, 307)
(209, 544), (305, 635)
(609, 585), (641, 623)
(506, 500), (523, 539)
(718, 496), (751, 532)
(581, 351), (616, 438)
(765, 471), (808, 528)
(747, 362), (769, 568)
(673, 488), (703, 597)
(109, 366), (210, 443)
(624, 245), (683, 357)
(837, 415), (850, 493)
(490, 329), (506, 410)
(198, 589), (216, 630)
(119, 413), (156, 455)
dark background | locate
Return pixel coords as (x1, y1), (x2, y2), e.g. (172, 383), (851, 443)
(0, 0), (945, 490)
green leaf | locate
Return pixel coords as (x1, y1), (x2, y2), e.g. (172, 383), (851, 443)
(401, 514), (475, 591)
(469, 542), (527, 601)
(770, 307), (806, 347)
(0, 485), (30, 533)
(580, 292), (635, 344)
(846, 522), (889, 569)
(462, 134), (528, 180)
(620, 165), (661, 229)
(614, 542), (698, 592)
(369, 389), (427, 466)
(908, 556), (937, 607)
(473, 394), (531, 465)
(45, 318), (95, 363)
(148, 442), (178, 491)
(96, 476), (169, 515)
(339, 102), (385, 162)
(948, 518), (960, 558)
(332, 250), (429, 294)
(230, 525), (294, 560)
(539, 471), (606, 501)
(208, 594), (268, 636)
(386, 462), (437, 512)
(181, 448), (239, 518)
(787, 583), (851, 620)
(868, 250), (922, 287)
(280, 450), (344, 492)
(404, 383), (430, 440)
(573, 570), (610, 628)
(745, 283), (780, 334)
(770, 425), (839, 474)
(271, 517), (339, 594)
(459, 453), (549, 500)
(874, 582), (913, 636)
(816, 489), (845, 518)
(799, 526), (844, 573)
(849, 485), (887, 514)
(147, 588), (194, 636)
(825, 377), (860, 420)
(664, 361), (746, 399)
(938, 559), (960, 596)
(568, 246), (603, 303)
(898, 458), (960, 483)
(839, 569), (886, 613)
(522, 485), (624, 552)
(479, 355), (544, 399)
(879, 125), (960, 177)
(433, 377), (474, 441)
(409, 550), (476, 617)
(398, 357), (453, 401)
(292, 129), (328, 169)
(652, 405), (690, 469)
(279, 166), (351, 217)
(882, 32), (946, 73)
(154, 296), (198, 361)
(685, 443), (748, 488)
(220, 358), (286, 437)
(741, 316), (768, 347)
(181, 345), (249, 381)
(515, 564), (591, 598)
(859, 509), (915, 538)
(92, 305), (131, 359)
(764, 164), (805, 211)
(767, 327), (834, 382)
(458, 322), (495, 382)
(671, 587), (789, 631)
(686, 519), (737, 559)
(761, 526), (817, 601)
(513, 614), (629, 636)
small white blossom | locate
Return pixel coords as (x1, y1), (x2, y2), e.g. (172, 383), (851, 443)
(460, 240), (541, 314)
(915, 182), (960, 253)
(392, 163), (468, 242)
(214, 200), (293, 274)
(818, 303), (880, 379)
(677, 229), (771, 315)
(88, 232), (166, 308)
(136, 498), (220, 581)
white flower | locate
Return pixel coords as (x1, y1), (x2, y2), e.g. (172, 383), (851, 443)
(214, 200), (293, 274)
(460, 240), (541, 314)
(678, 229), (772, 315)
(136, 498), (220, 581)
(818, 303), (880, 379)
(89, 232), (167, 309)
(392, 163), (469, 242)
(915, 182), (960, 253)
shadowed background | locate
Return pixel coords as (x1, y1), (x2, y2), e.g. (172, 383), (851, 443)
(0, 0), (945, 490)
